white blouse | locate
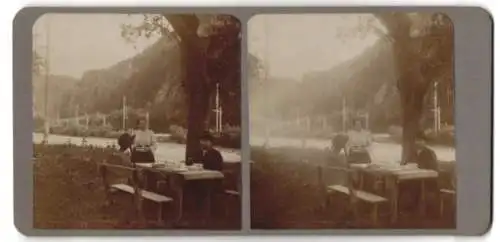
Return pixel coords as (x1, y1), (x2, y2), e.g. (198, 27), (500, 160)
(346, 130), (372, 148)
(132, 129), (157, 151)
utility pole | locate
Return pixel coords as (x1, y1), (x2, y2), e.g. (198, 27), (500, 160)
(213, 83), (222, 134)
(85, 113), (89, 130)
(342, 96), (347, 132)
(74, 104), (79, 126)
(365, 112), (370, 130)
(42, 16), (51, 144)
(433, 81), (441, 133)
(263, 15), (270, 147)
(56, 105), (60, 125)
(122, 96), (127, 131)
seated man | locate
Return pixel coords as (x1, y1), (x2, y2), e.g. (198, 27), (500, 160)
(196, 132), (224, 171)
(401, 132), (440, 212)
(414, 133), (439, 171)
(185, 132), (224, 222)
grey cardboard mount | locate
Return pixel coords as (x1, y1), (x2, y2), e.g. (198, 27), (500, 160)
(13, 6), (492, 236)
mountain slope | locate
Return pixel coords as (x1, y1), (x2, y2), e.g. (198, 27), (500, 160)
(53, 34), (239, 132)
(32, 74), (79, 118)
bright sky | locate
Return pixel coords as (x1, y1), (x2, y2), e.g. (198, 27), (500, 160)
(33, 14), (160, 79)
(248, 14), (382, 80)
(33, 13), (382, 80)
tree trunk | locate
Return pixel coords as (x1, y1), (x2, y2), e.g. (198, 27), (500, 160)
(163, 14), (211, 161)
(399, 69), (427, 164)
(184, 82), (211, 161)
(400, 98), (422, 164)
(180, 41), (211, 161)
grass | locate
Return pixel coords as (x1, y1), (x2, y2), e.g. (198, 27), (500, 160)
(250, 147), (456, 229)
(33, 144), (241, 229)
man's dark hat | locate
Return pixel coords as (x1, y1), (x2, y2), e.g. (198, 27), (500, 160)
(200, 131), (214, 142)
(415, 131), (428, 142)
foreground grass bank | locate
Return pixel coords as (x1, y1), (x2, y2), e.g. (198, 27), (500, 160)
(33, 144), (240, 229)
(250, 147), (456, 229)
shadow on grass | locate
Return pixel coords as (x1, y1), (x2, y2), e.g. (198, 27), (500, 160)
(33, 144), (240, 230)
(250, 146), (456, 229)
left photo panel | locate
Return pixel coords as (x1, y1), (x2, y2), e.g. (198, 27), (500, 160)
(32, 13), (242, 230)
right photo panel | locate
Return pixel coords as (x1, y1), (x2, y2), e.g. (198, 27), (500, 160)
(248, 13), (456, 229)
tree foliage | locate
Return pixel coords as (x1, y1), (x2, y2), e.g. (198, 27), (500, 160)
(372, 12), (453, 163)
(122, 14), (241, 159)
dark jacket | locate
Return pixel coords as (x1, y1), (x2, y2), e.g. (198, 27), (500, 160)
(415, 146), (439, 171)
(196, 147), (224, 171)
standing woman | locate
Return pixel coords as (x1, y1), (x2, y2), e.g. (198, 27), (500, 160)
(130, 118), (157, 164)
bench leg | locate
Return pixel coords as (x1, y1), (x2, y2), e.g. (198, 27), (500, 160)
(372, 204), (379, 227)
(439, 195), (444, 218)
(419, 181), (426, 217)
(390, 181), (399, 224)
(325, 193), (331, 208)
(157, 203), (164, 226)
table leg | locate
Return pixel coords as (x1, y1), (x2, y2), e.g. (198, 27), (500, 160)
(390, 179), (399, 224)
(204, 186), (213, 226)
(171, 177), (184, 225)
(359, 172), (364, 190)
(419, 180), (426, 217)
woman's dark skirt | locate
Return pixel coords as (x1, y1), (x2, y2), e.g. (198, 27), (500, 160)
(130, 149), (156, 190)
(347, 150), (372, 164)
(131, 150), (155, 163)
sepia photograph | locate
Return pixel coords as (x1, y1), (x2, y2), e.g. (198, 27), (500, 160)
(249, 13), (456, 229)
(32, 13), (241, 229)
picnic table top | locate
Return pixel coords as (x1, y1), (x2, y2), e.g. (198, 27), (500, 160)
(349, 163), (439, 180)
(134, 163), (224, 181)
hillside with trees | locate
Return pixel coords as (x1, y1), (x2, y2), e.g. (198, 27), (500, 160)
(48, 29), (240, 133)
(250, 34), (453, 133)
(32, 74), (79, 119)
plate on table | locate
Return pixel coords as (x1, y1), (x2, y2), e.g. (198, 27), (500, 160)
(186, 165), (204, 171)
(152, 163), (166, 168)
(171, 167), (188, 172)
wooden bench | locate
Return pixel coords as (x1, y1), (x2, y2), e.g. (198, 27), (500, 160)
(110, 184), (173, 203)
(327, 184), (387, 225)
(222, 169), (241, 218)
(439, 188), (456, 217)
(99, 163), (174, 226)
(224, 190), (240, 196)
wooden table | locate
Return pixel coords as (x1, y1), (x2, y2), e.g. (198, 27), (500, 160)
(134, 163), (224, 224)
(349, 163), (439, 223)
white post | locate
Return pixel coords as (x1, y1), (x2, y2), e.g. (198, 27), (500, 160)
(365, 112), (369, 130)
(218, 106), (223, 134)
(263, 15), (270, 146)
(42, 16), (51, 144)
(215, 83), (221, 134)
(342, 96), (347, 132)
(122, 96), (127, 131)
(56, 106), (60, 125)
(85, 113), (89, 130)
(75, 105), (79, 126)
(146, 111), (150, 130)
(433, 81), (440, 133)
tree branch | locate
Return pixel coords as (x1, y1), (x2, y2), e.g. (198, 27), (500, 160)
(162, 14), (200, 47)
